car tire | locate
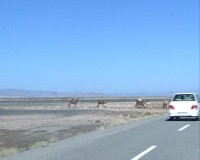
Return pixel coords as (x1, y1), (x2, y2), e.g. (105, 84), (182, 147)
(169, 116), (174, 121)
(196, 117), (200, 121)
(176, 117), (180, 120)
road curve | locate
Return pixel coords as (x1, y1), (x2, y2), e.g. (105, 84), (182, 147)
(2, 115), (200, 160)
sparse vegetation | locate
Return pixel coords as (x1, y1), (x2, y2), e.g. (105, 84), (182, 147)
(0, 148), (21, 157)
(29, 141), (49, 150)
(0, 99), (167, 157)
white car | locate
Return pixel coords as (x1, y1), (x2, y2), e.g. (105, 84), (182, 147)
(168, 93), (200, 120)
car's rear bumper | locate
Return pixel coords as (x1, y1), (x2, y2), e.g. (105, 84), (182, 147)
(168, 110), (199, 117)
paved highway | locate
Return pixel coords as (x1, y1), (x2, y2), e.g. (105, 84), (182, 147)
(2, 115), (200, 160)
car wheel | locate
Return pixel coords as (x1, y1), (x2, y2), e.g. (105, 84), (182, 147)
(169, 116), (174, 121)
(196, 117), (200, 121)
(176, 117), (180, 120)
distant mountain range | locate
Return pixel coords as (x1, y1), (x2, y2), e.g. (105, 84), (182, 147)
(0, 89), (198, 97)
(0, 89), (106, 97)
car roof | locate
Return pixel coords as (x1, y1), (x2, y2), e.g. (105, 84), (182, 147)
(173, 93), (197, 95)
(172, 93), (197, 97)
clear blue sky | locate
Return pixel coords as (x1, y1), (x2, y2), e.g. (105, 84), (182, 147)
(0, 0), (199, 95)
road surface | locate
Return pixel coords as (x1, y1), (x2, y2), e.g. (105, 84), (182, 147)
(2, 115), (200, 160)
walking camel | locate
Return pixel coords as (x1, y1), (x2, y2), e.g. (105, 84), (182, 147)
(134, 98), (148, 109)
(68, 98), (79, 108)
(162, 100), (169, 109)
(97, 100), (107, 108)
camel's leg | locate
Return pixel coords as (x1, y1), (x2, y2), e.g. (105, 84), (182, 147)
(68, 102), (71, 108)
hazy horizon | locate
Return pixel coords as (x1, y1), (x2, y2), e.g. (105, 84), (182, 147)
(0, 88), (199, 98)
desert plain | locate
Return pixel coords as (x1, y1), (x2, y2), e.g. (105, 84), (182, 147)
(0, 97), (168, 157)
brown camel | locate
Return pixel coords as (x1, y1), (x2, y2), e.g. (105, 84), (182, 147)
(134, 98), (148, 109)
(68, 98), (79, 108)
(97, 100), (107, 108)
(162, 100), (169, 109)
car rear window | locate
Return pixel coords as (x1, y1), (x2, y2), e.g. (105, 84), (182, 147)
(173, 94), (195, 101)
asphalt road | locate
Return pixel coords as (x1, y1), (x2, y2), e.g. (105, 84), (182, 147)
(2, 115), (200, 160)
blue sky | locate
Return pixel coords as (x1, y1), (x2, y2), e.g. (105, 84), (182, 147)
(0, 0), (199, 95)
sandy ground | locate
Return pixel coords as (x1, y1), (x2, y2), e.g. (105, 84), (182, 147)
(0, 100), (167, 157)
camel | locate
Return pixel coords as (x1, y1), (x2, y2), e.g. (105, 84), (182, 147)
(97, 100), (107, 108)
(134, 98), (148, 109)
(162, 100), (169, 109)
(68, 98), (79, 108)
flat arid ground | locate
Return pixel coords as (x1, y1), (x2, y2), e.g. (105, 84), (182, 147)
(0, 97), (168, 158)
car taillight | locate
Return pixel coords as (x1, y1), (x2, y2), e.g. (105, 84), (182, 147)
(191, 105), (198, 110)
(168, 105), (175, 110)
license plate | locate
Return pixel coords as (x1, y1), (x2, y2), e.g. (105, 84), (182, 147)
(178, 112), (188, 115)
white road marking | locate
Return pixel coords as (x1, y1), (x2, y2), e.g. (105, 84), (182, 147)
(131, 146), (157, 160)
(178, 124), (191, 131)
